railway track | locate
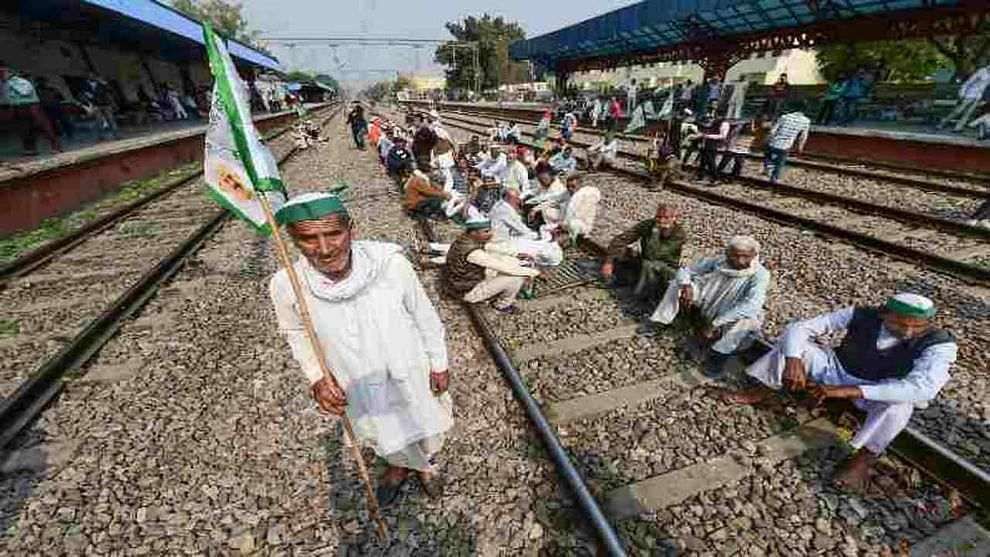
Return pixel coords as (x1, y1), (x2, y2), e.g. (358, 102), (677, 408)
(0, 103), (342, 448)
(372, 107), (989, 554)
(407, 101), (990, 196)
(429, 110), (990, 288)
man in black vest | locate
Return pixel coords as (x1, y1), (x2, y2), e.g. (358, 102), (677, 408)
(728, 293), (957, 492)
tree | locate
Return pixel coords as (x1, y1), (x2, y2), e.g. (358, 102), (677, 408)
(816, 39), (950, 82)
(170, 0), (269, 54)
(929, 22), (990, 79)
(361, 81), (394, 102)
(434, 14), (529, 93)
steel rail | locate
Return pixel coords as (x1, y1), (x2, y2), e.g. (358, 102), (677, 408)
(423, 102), (990, 198)
(383, 105), (990, 520)
(0, 104), (342, 449)
(0, 105), (334, 283)
(429, 112), (990, 287)
(412, 216), (627, 556)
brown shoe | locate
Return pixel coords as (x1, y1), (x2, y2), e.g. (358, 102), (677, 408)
(833, 448), (878, 494)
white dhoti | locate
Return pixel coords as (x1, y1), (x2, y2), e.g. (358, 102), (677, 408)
(746, 340), (914, 454)
(507, 237), (563, 267)
(463, 275), (527, 305)
(649, 279), (763, 354)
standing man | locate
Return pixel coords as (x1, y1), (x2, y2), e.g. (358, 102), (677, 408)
(643, 235), (770, 376)
(346, 102), (368, 150)
(441, 218), (539, 315)
(601, 203), (686, 300)
(0, 62), (61, 155)
(766, 73), (790, 120)
(627, 78), (638, 114)
(82, 72), (119, 139)
(726, 76), (749, 120)
(728, 294), (957, 492)
(270, 193), (453, 506)
(764, 107), (811, 182)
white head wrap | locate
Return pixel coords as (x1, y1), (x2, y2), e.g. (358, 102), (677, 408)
(727, 235), (760, 254)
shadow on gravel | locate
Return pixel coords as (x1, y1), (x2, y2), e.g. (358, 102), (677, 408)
(320, 429), (479, 556)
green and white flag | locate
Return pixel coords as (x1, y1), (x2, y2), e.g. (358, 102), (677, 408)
(202, 23), (285, 235)
(625, 103), (647, 134)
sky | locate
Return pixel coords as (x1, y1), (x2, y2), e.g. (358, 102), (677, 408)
(240, 0), (640, 85)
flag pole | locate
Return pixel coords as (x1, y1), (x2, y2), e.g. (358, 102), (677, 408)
(256, 194), (390, 542)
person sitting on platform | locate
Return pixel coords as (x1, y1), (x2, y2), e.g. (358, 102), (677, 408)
(475, 144), (507, 182)
(463, 135), (484, 160)
(548, 146), (578, 176)
(441, 218), (540, 315)
(641, 235), (770, 377)
(270, 193), (453, 507)
(403, 161), (450, 219)
(727, 293), (957, 492)
(601, 203), (686, 301)
(588, 131), (620, 171)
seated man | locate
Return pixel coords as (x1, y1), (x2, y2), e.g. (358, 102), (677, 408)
(728, 293), (957, 492)
(526, 163), (568, 227)
(588, 131), (620, 170)
(601, 203), (686, 300)
(548, 146), (578, 176)
(377, 129), (395, 165)
(475, 144), (507, 182)
(489, 189), (563, 267)
(463, 135), (484, 160)
(386, 137), (414, 179)
(441, 218), (539, 314)
(559, 173), (601, 240)
(643, 235), (769, 377)
(503, 147), (531, 193)
(402, 162), (451, 219)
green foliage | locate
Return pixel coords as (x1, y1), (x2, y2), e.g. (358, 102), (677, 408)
(362, 80), (395, 101)
(434, 14), (529, 92)
(816, 39), (950, 82)
(929, 22), (990, 79)
(169, 0), (270, 54)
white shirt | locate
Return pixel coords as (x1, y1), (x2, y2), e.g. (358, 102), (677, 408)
(503, 159), (530, 192)
(769, 112), (811, 151)
(590, 138), (619, 158)
(270, 242), (453, 455)
(960, 66), (990, 100)
(476, 153), (508, 181)
(780, 307), (957, 404)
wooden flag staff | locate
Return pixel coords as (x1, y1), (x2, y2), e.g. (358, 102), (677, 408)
(256, 194), (390, 542)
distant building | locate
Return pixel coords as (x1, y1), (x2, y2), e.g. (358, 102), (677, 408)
(397, 73), (446, 101)
(570, 49), (822, 92)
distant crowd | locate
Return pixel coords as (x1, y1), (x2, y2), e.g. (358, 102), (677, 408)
(0, 60), (302, 158)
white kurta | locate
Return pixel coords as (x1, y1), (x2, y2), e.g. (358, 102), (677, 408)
(650, 256), (770, 354)
(561, 186), (601, 237)
(746, 307), (957, 453)
(270, 241), (454, 470)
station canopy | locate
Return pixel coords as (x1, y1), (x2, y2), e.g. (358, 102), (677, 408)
(15, 0), (282, 73)
(510, 0), (987, 74)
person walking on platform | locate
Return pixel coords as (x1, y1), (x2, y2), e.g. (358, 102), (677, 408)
(939, 64), (990, 133)
(346, 102), (368, 150)
(765, 73), (790, 120)
(763, 107), (810, 182)
(270, 193), (453, 507)
(641, 235), (770, 377)
(35, 77), (73, 140)
(816, 75), (847, 125)
(601, 203), (686, 301)
(725, 76), (749, 120)
(727, 293), (957, 493)
(0, 62), (62, 155)
(441, 218), (539, 315)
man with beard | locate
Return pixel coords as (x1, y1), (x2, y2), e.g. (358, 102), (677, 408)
(601, 203), (686, 300)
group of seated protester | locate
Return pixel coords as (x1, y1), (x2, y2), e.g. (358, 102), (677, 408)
(360, 107), (959, 494)
(366, 108), (602, 315)
(600, 199), (957, 491)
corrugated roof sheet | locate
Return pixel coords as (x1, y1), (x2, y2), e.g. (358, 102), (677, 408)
(510, 0), (963, 66)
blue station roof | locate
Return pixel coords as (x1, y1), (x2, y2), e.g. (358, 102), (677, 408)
(15, 0), (282, 72)
(510, 0), (966, 69)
